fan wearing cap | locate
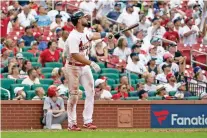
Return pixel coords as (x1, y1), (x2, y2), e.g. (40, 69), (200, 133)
(174, 82), (192, 99)
(106, 2), (121, 21)
(159, 53), (179, 74)
(42, 85), (67, 129)
(13, 87), (26, 100)
(156, 64), (171, 84)
(156, 84), (167, 98)
(164, 73), (178, 93)
(150, 37), (165, 57)
(47, 2), (69, 23)
(117, 4), (139, 27)
(16, 53), (24, 69)
(173, 17), (183, 36)
(190, 66), (207, 87)
(144, 73), (157, 91)
(27, 41), (40, 56)
(32, 87), (46, 100)
(138, 90), (148, 101)
(181, 17), (199, 45)
(147, 45), (163, 65)
(36, 6), (51, 27)
(21, 26), (35, 46)
(126, 52), (148, 75)
(65, 11), (113, 131)
(50, 14), (64, 32)
(94, 79), (112, 100)
(17, 39), (25, 52)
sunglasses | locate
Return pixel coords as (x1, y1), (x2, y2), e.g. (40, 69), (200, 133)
(122, 87), (127, 89)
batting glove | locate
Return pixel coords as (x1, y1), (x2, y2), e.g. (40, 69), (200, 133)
(90, 61), (101, 73)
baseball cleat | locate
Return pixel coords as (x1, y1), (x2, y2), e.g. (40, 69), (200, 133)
(68, 125), (81, 131)
(83, 123), (97, 129)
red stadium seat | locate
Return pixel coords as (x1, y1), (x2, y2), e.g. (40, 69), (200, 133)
(194, 54), (207, 70)
(181, 49), (191, 64)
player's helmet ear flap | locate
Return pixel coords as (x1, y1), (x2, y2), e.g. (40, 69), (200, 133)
(71, 11), (85, 26)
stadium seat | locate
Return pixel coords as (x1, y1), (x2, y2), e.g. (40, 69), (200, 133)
(111, 90), (117, 95)
(97, 62), (105, 68)
(16, 79), (24, 84)
(132, 84), (137, 90)
(31, 84), (49, 92)
(9, 52), (14, 57)
(31, 62), (42, 67)
(136, 78), (145, 84)
(22, 46), (31, 52)
(120, 73), (139, 80)
(148, 96), (162, 100)
(112, 84), (120, 90)
(121, 97), (139, 100)
(45, 62), (63, 68)
(39, 79), (54, 85)
(169, 91), (176, 96)
(100, 73), (119, 80)
(93, 73), (99, 80)
(26, 90), (36, 100)
(130, 79), (136, 85)
(1, 79), (16, 90)
(30, 57), (38, 62)
(0, 68), (3, 73)
(41, 67), (53, 74)
(185, 96), (200, 100)
(194, 54), (207, 70)
(107, 79), (116, 86)
(10, 84), (31, 99)
(101, 68), (120, 74)
(82, 91), (86, 100)
(20, 52), (34, 60)
(79, 85), (85, 91)
(2, 73), (8, 78)
(148, 91), (157, 97)
(43, 73), (51, 78)
(128, 91), (138, 97)
(1, 88), (9, 100)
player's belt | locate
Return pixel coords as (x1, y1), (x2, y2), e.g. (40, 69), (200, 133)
(68, 62), (85, 67)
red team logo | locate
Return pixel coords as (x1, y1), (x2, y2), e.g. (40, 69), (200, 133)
(153, 110), (169, 125)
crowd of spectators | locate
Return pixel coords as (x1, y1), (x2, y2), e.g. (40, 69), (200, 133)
(1, 0), (207, 103)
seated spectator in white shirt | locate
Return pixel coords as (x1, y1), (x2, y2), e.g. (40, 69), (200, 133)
(32, 87), (46, 100)
(147, 45), (163, 65)
(138, 90), (148, 101)
(22, 68), (40, 86)
(57, 77), (69, 96)
(175, 82), (192, 99)
(156, 64), (171, 84)
(94, 79), (112, 100)
(47, 2), (70, 23)
(79, 0), (96, 15)
(159, 53), (179, 74)
(13, 87), (26, 100)
(18, 5), (35, 27)
(113, 37), (131, 61)
(182, 17), (199, 46)
(150, 37), (165, 57)
(144, 73), (156, 91)
(8, 65), (22, 81)
(117, 4), (139, 27)
(58, 30), (69, 51)
(164, 73), (178, 94)
(156, 84), (168, 98)
(50, 14), (64, 32)
(126, 53), (148, 75)
(127, 44), (148, 65)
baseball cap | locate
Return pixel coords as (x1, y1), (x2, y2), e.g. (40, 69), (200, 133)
(7, 6), (14, 11)
(115, 3), (121, 7)
(130, 52), (139, 58)
(200, 92), (207, 99)
(177, 82), (186, 89)
(58, 89), (66, 96)
(138, 90), (148, 98)
(55, 14), (62, 18)
(100, 76), (107, 81)
(48, 86), (59, 97)
(18, 39), (25, 44)
(163, 53), (173, 60)
(166, 72), (174, 80)
(152, 17), (159, 22)
(56, 28), (62, 33)
(95, 79), (105, 87)
(143, 2), (148, 6)
(34, 33), (41, 39)
(185, 17), (193, 24)
(14, 87), (24, 95)
(156, 84), (165, 92)
(162, 64), (170, 71)
(173, 17), (182, 24)
(31, 41), (39, 46)
(126, 4), (133, 9)
(193, 66), (202, 74)
(16, 53), (24, 59)
(150, 37), (160, 44)
(55, 2), (62, 6)
(131, 45), (140, 51)
(1, 48), (9, 54)
(25, 26), (32, 31)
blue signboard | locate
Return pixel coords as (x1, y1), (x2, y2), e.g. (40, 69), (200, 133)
(151, 105), (207, 128)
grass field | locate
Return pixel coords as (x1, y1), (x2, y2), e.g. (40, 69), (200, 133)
(2, 129), (207, 138)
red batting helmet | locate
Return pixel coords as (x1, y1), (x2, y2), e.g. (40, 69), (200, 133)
(47, 86), (59, 97)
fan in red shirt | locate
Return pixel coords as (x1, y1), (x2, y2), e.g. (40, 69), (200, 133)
(115, 75), (134, 91)
(1, 12), (10, 38)
(163, 21), (179, 47)
(38, 40), (60, 66)
(62, 18), (74, 33)
(112, 84), (129, 100)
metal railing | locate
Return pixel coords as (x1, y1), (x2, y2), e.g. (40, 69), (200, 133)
(190, 49), (207, 67)
(0, 87), (11, 100)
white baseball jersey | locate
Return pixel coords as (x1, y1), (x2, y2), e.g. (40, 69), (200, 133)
(65, 29), (93, 64)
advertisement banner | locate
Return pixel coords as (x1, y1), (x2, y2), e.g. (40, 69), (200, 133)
(151, 105), (207, 128)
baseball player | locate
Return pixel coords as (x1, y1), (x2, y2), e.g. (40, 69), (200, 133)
(64, 11), (112, 131)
